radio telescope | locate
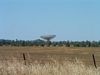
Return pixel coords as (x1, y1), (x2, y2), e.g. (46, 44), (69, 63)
(40, 35), (56, 46)
(40, 35), (56, 41)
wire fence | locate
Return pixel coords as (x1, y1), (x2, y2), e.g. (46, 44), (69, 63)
(0, 53), (99, 68)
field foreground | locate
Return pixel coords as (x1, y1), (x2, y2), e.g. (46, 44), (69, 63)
(0, 47), (100, 75)
(0, 47), (100, 66)
(0, 59), (100, 75)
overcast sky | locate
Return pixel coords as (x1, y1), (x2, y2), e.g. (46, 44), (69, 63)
(0, 0), (100, 41)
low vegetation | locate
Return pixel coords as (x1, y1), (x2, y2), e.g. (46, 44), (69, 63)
(0, 59), (100, 75)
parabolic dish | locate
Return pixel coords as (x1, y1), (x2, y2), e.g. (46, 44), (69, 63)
(40, 35), (56, 41)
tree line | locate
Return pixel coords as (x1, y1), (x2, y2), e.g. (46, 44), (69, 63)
(0, 39), (100, 47)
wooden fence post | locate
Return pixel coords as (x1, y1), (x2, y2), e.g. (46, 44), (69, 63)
(92, 54), (97, 68)
(23, 53), (26, 65)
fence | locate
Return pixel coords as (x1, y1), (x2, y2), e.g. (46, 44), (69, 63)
(0, 53), (99, 68)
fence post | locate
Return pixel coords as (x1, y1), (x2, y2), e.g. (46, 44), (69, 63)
(92, 54), (97, 68)
(23, 53), (26, 65)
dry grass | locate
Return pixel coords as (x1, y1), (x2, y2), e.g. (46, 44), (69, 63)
(0, 59), (100, 75)
(0, 46), (100, 66)
(0, 47), (100, 75)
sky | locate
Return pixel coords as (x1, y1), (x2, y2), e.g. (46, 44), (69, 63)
(0, 0), (100, 41)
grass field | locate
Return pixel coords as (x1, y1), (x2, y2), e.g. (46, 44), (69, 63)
(0, 46), (100, 75)
(0, 59), (100, 75)
(0, 46), (100, 66)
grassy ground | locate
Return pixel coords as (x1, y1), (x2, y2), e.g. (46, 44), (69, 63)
(0, 46), (100, 66)
(0, 47), (100, 75)
(0, 59), (100, 75)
